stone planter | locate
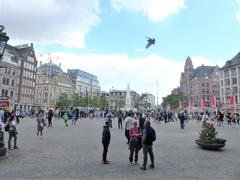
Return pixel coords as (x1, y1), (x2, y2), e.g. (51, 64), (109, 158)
(195, 140), (225, 150)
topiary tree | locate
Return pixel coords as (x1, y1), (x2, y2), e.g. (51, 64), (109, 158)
(198, 122), (226, 144)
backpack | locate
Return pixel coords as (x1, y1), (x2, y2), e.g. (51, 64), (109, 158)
(148, 127), (156, 142)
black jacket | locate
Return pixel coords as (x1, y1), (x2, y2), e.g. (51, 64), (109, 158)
(102, 126), (111, 145)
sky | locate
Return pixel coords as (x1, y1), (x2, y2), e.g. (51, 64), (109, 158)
(1, 0), (240, 103)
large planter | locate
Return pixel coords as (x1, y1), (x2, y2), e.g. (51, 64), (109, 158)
(195, 140), (225, 150)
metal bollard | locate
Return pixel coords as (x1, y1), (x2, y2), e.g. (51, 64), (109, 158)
(0, 129), (6, 156)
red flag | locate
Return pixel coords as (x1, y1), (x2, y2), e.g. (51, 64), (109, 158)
(201, 98), (205, 109)
(212, 96), (216, 109)
(189, 99), (193, 109)
(230, 96), (234, 108)
(179, 100), (183, 109)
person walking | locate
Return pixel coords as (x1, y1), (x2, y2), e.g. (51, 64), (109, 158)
(140, 121), (156, 170)
(15, 109), (21, 124)
(124, 113), (133, 144)
(118, 110), (123, 130)
(129, 121), (142, 165)
(7, 115), (18, 150)
(47, 109), (54, 127)
(36, 111), (45, 137)
(178, 111), (185, 129)
(139, 113), (145, 131)
(102, 121), (111, 164)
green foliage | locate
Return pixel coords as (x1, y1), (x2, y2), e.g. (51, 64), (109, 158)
(198, 122), (226, 144)
(162, 92), (184, 109)
(71, 93), (83, 107)
(98, 96), (109, 108)
(56, 93), (70, 109)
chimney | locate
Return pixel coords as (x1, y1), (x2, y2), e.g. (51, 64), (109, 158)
(30, 43), (33, 48)
(59, 63), (62, 68)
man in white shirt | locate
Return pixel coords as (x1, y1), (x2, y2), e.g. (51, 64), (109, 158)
(124, 113), (133, 144)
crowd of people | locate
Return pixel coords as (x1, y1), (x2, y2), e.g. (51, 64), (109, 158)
(0, 106), (239, 170)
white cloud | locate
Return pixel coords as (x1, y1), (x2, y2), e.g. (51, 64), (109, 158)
(0, 0), (101, 48)
(236, 0), (240, 22)
(111, 0), (186, 22)
(37, 52), (215, 103)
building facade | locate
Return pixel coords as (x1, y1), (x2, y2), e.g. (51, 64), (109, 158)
(219, 52), (240, 112)
(180, 57), (220, 111)
(108, 89), (141, 110)
(68, 69), (100, 97)
(35, 61), (74, 110)
(141, 93), (156, 109)
(15, 43), (38, 111)
(0, 43), (37, 111)
(0, 45), (20, 109)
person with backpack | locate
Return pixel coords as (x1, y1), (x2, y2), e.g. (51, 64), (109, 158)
(140, 120), (155, 170)
(128, 121), (142, 165)
(102, 121), (111, 164)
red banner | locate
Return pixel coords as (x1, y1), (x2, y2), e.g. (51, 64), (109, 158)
(201, 99), (205, 109)
(189, 99), (193, 109)
(212, 96), (216, 109)
(230, 96), (234, 108)
(179, 100), (183, 109)
(0, 100), (10, 108)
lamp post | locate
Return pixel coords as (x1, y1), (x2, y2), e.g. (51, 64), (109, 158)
(0, 25), (9, 156)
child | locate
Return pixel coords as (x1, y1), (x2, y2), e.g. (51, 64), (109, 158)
(63, 112), (69, 127)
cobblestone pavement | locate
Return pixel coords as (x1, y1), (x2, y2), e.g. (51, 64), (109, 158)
(0, 118), (239, 180)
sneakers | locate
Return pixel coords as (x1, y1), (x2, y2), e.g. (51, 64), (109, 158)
(128, 162), (134, 166)
(134, 162), (139, 165)
(13, 146), (19, 149)
(102, 160), (110, 164)
(140, 166), (146, 170)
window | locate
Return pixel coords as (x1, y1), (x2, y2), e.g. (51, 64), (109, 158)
(12, 70), (16, 76)
(225, 79), (230, 86)
(11, 80), (14, 86)
(221, 80), (223, 86)
(6, 78), (9, 85)
(8, 68), (11, 74)
(3, 77), (6, 84)
(232, 77), (237, 84)
(202, 82), (204, 87)
(233, 87), (237, 93)
(10, 91), (13, 97)
(206, 82), (209, 87)
(1, 89), (4, 96)
(5, 90), (8, 97)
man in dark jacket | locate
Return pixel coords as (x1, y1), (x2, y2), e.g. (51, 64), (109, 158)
(140, 121), (155, 170)
(47, 109), (54, 127)
(102, 121), (111, 164)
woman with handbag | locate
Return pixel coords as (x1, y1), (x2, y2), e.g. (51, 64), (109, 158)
(128, 121), (142, 165)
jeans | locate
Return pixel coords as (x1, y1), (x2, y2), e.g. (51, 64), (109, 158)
(125, 130), (130, 143)
(118, 119), (122, 130)
(142, 144), (154, 168)
(129, 139), (139, 163)
(102, 143), (109, 162)
(8, 131), (17, 149)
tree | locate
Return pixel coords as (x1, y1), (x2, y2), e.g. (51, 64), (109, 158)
(162, 92), (184, 110)
(99, 97), (109, 109)
(56, 93), (70, 109)
(71, 93), (83, 107)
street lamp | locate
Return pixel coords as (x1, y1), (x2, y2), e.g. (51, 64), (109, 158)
(0, 25), (9, 157)
(0, 25), (9, 60)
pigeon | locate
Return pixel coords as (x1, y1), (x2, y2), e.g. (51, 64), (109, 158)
(145, 37), (155, 49)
